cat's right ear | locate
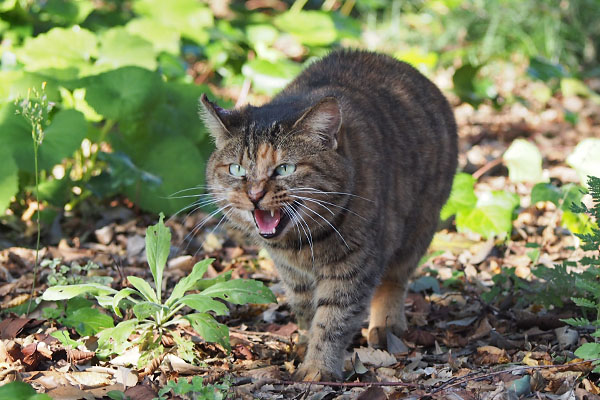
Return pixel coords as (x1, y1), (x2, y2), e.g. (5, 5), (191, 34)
(199, 94), (232, 148)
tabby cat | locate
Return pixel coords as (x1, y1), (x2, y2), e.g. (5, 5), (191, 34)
(200, 50), (457, 381)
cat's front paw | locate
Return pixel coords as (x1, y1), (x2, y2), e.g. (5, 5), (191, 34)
(292, 362), (337, 382)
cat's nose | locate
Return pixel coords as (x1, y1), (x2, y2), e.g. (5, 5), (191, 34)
(247, 188), (266, 204)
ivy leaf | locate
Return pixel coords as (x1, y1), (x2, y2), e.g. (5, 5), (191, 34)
(144, 214), (170, 301)
(201, 279), (277, 305)
(177, 294), (229, 316)
(186, 313), (230, 350)
(503, 139), (544, 183)
(440, 173), (477, 220)
(531, 183), (561, 206)
(166, 259), (212, 306)
(456, 191), (520, 239)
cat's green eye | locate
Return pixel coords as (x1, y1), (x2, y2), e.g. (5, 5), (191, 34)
(275, 163), (296, 176)
(229, 163), (246, 177)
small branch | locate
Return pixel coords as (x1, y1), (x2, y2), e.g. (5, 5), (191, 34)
(472, 157), (503, 180)
(276, 379), (418, 388)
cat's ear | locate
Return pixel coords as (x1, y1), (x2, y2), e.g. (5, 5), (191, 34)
(199, 94), (233, 148)
(293, 97), (342, 149)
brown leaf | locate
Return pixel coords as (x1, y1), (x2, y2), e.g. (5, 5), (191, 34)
(265, 322), (298, 337)
(0, 317), (34, 339)
(473, 346), (510, 365)
(21, 343), (43, 369)
(46, 385), (95, 400)
(239, 365), (281, 380)
(67, 349), (95, 364)
(233, 343), (254, 360)
(404, 329), (436, 347)
(469, 317), (492, 341)
(357, 386), (388, 400)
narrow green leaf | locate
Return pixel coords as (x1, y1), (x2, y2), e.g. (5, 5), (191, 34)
(177, 294), (229, 316)
(145, 213), (170, 301)
(112, 288), (141, 318)
(50, 330), (83, 348)
(127, 276), (158, 303)
(201, 279), (277, 305)
(132, 301), (168, 320)
(42, 283), (117, 301)
(96, 319), (138, 359)
(166, 259), (212, 306)
(186, 312), (230, 350)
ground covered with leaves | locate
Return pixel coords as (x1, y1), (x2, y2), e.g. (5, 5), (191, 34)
(1, 73), (600, 400)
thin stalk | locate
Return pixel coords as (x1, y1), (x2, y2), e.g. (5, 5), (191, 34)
(27, 138), (41, 315)
(83, 119), (115, 183)
(290, 0), (308, 13)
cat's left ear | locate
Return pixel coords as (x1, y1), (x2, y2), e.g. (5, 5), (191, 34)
(199, 94), (233, 148)
(293, 97), (342, 149)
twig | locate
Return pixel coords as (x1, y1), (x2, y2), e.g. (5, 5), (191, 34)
(472, 157), (503, 180)
(274, 379), (418, 388)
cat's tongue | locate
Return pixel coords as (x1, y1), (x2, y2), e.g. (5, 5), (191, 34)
(254, 209), (281, 235)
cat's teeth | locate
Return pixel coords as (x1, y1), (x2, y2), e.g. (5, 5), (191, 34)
(271, 228), (276, 234)
(270, 210), (274, 217)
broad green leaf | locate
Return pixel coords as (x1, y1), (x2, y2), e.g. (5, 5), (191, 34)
(63, 306), (114, 336)
(567, 138), (600, 186)
(127, 276), (159, 303)
(97, 319), (138, 359)
(42, 283), (117, 301)
(531, 183), (561, 206)
(37, 176), (70, 207)
(132, 301), (168, 320)
(395, 48), (438, 73)
(132, 0), (212, 45)
(456, 190), (519, 239)
(126, 18), (181, 55)
(186, 312), (230, 350)
(0, 382), (52, 400)
(144, 214), (170, 300)
(476, 190), (520, 210)
(39, 109), (87, 170)
(562, 210), (593, 235)
(96, 27), (157, 71)
(503, 139), (544, 183)
(166, 259), (212, 306)
(246, 24), (279, 46)
(77, 66), (162, 121)
(17, 26), (97, 74)
(112, 288), (141, 318)
(201, 279), (277, 305)
(440, 172), (477, 220)
(0, 101), (37, 172)
(177, 294), (229, 316)
(527, 57), (568, 82)
(50, 330), (83, 348)
(242, 58), (302, 95)
(574, 342), (600, 360)
(560, 183), (585, 211)
(409, 276), (441, 294)
(193, 271), (232, 291)
(274, 11), (336, 46)
(0, 147), (18, 214)
(124, 136), (207, 215)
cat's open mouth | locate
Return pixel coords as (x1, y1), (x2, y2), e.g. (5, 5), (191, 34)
(253, 209), (290, 238)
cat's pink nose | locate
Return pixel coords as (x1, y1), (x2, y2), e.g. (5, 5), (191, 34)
(247, 188), (266, 204)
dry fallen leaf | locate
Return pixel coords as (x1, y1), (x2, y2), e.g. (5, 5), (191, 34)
(353, 347), (397, 367)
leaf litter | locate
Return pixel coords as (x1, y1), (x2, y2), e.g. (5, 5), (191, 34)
(1, 71), (600, 399)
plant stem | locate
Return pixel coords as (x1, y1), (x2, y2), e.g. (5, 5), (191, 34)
(82, 119), (115, 183)
(290, 0), (308, 13)
(27, 136), (40, 315)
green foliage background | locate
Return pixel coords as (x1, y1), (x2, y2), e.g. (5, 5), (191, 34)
(0, 0), (599, 221)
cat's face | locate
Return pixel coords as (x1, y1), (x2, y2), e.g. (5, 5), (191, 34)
(201, 95), (345, 242)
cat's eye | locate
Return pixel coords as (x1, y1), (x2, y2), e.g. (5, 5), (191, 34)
(229, 163), (246, 177)
(275, 163), (296, 176)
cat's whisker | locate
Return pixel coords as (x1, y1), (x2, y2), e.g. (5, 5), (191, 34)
(183, 204), (232, 249)
(166, 184), (224, 198)
(289, 187), (374, 203)
(292, 205), (315, 265)
(289, 195), (334, 216)
(281, 204), (302, 252)
(289, 195), (368, 221)
(194, 208), (233, 258)
(294, 201), (350, 250)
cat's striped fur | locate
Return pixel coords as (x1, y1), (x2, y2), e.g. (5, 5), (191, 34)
(200, 50), (457, 381)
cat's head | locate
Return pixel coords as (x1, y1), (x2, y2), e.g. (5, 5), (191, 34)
(200, 94), (348, 242)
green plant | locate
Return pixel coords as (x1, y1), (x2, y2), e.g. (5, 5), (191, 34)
(41, 214), (276, 365)
(0, 381), (51, 400)
(43, 258), (113, 286)
(155, 376), (230, 400)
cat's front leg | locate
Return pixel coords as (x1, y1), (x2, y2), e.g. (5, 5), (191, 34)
(293, 267), (376, 381)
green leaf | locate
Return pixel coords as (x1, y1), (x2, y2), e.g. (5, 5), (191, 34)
(409, 276), (441, 294)
(201, 279), (277, 305)
(50, 330), (84, 348)
(127, 276), (159, 303)
(42, 283), (117, 301)
(166, 259), (212, 306)
(242, 58), (303, 95)
(97, 27), (157, 70)
(132, 0), (212, 45)
(63, 306), (114, 336)
(572, 297), (596, 309)
(503, 139), (544, 183)
(440, 172), (477, 220)
(0, 146), (18, 214)
(185, 312), (230, 350)
(0, 382), (52, 400)
(274, 11), (337, 46)
(144, 214), (170, 301)
(39, 109), (87, 170)
(37, 176), (70, 207)
(112, 288), (141, 318)
(132, 301), (169, 320)
(96, 319), (138, 359)
(456, 190), (520, 239)
(527, 57), (568, 82)
(77, 66), (162, 121)
(574, 342), (600, 360)
(17, 27), (97, 75)
(531, 183), (561, 206)
(566, 138), (600, 187)
(177, 294), (229, 316)
(193, 271), (232, 291)
(126, 18), (181, 54)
